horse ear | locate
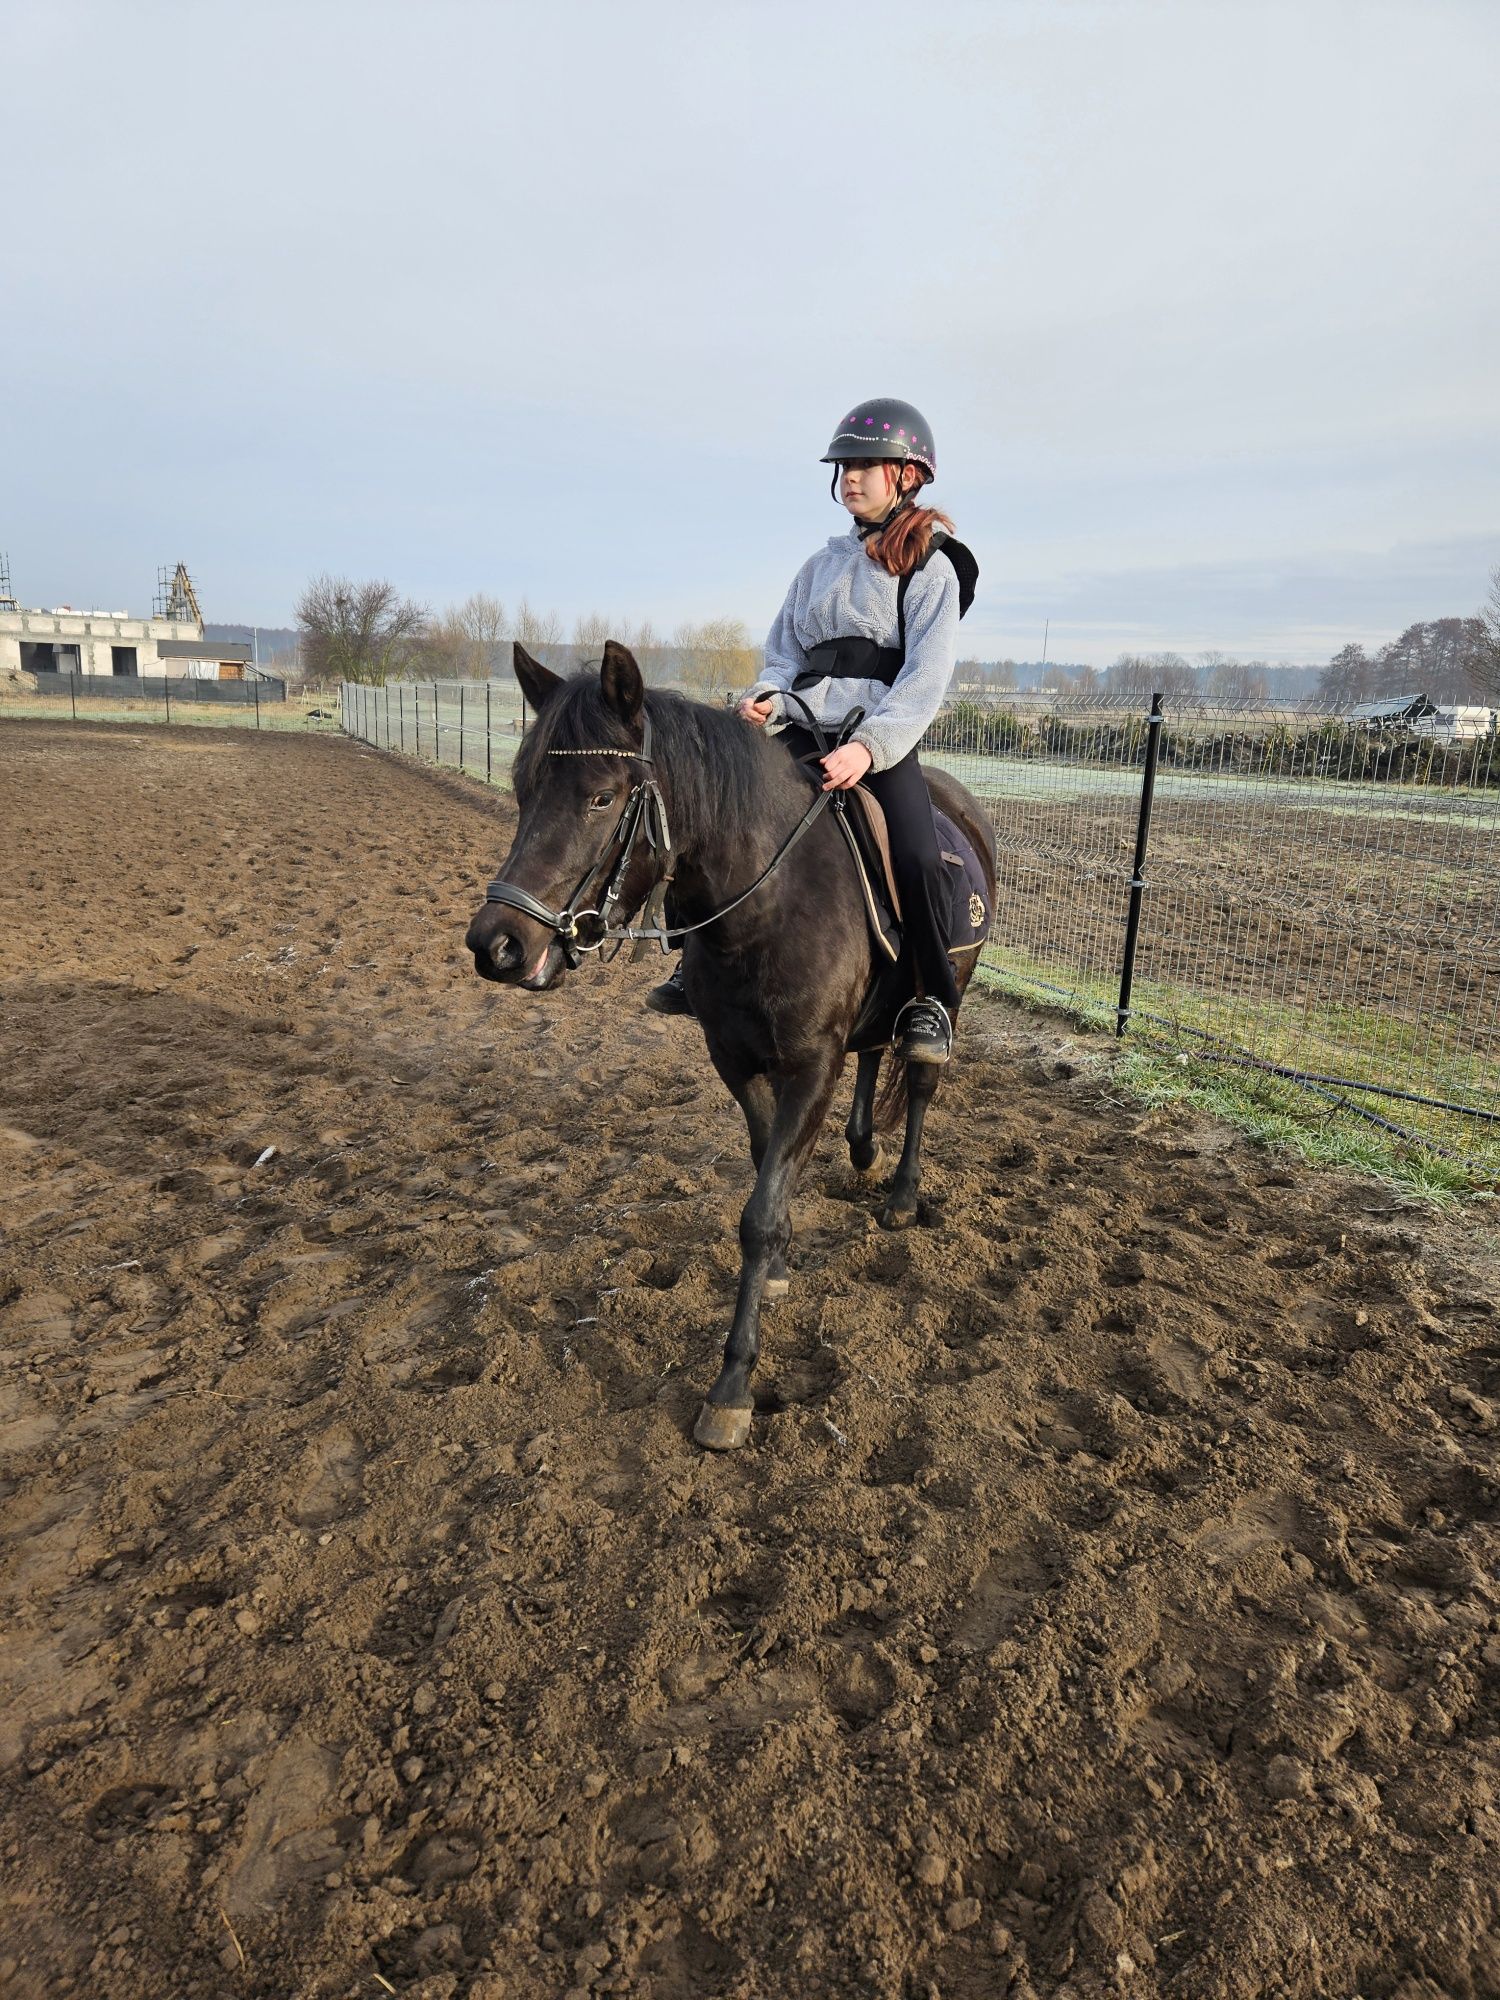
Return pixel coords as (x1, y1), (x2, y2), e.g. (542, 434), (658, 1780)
(513, 641), (563, 712)
(600, 640), (644, 728)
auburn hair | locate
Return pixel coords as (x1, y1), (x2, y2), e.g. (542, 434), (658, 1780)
(861, 464), (953, 578)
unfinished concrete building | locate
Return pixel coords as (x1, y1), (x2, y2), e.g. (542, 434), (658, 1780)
(0, 561), (251, 679)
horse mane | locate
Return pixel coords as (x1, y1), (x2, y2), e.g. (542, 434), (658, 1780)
(514, 673), (788, 854)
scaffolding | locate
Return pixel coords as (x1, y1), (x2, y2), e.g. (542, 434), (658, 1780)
(154, 562), (202, 624)
(0, 553), (16, 612)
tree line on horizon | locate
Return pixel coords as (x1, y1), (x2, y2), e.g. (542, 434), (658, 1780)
(292, 577), (758, 698)
(294, 561), (1500, 709)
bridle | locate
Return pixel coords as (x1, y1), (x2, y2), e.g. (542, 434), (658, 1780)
(482, 697), (858, 969)
(483, 711), (675, 969)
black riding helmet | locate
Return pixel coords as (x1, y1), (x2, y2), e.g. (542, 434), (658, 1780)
(821, 398), (936, 502)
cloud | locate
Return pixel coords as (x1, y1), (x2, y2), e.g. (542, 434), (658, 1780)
(976, 534), (1499, 663)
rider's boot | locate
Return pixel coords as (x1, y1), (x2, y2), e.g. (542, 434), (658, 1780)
(645, 961), (694, 1017)
(893, 996), (953, 1065)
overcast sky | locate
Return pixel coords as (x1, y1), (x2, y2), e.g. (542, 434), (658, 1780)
(5, 0), (1497, 663)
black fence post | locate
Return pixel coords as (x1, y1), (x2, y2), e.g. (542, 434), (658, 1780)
(1116, 691), (1165, 1038)
(385, 682), (390, 749)
(460, 682), (466, 772)
(164, 675), (172, 726)
(254, 677), (261, 729)
(432, 683), (439, 764)
(485, 681), (492, 784)
(70, 671), (78, 723)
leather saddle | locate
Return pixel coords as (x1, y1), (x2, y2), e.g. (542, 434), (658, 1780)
(839, 785), (991, 969)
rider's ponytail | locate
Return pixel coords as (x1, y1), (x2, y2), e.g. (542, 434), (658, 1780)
(862, 499), (955, 579)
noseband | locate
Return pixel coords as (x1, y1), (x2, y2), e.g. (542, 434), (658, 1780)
(483, 695), (861, 968)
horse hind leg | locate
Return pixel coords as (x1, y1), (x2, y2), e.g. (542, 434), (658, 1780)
(880, 1060), (940, 1231)
(845, 1048), (884, 1178)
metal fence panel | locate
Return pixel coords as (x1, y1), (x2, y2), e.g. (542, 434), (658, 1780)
(27, 670), (285, 704)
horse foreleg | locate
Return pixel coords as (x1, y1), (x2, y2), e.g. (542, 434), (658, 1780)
(730, 1074), (789, 1300)
(695, 1051), (841, 1451)
(845, 1048), (883, 1176)
(881, 1061), (941, 1231)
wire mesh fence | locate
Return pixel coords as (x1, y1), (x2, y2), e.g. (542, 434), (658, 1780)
(341, 678), (528, 778)
(342, 680), (1500, 1174)
(930, 695), (1500, 1173)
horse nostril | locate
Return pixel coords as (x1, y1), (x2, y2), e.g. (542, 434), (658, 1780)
(490, 935), (523, 973)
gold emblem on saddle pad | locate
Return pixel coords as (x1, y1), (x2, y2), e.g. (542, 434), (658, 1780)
(968, 892), (986, 929)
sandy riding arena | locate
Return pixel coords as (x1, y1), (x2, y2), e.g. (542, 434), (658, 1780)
(2, 717), (1498, 2000)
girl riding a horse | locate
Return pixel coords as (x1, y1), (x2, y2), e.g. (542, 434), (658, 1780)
(648, 397), (975, 1065)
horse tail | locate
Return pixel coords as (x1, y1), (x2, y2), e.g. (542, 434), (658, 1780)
(873, 1053), (909, 1136)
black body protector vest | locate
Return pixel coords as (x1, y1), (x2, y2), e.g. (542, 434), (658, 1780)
(792, 531), (979, 693)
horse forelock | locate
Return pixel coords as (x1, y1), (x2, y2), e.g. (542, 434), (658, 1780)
(511, 675), (633, 796)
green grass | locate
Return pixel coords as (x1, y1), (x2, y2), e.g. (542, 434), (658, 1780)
(973, 957), (1499, 1199)
(1111, 1046), (1485, 1205)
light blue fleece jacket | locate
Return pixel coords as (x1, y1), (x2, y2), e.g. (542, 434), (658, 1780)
(749, 529), (961, 773)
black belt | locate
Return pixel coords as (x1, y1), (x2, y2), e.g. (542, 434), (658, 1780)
(793, 636), (903, 691)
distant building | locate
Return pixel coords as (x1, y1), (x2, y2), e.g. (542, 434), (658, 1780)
(0, 562), (253, 680)
(1346, 695), (1435, 728)
(1346, 693), (1494, 740)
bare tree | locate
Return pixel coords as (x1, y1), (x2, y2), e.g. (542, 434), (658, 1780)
(416, 593), (509, 679)
(1477, 564), (1500, 703)
(455, 592), (508, 677)
(514, 599), (564, 652)
(674, 616), (758, 700)
(1318, 643), (1373, 709)
(1102, 652), (1197, 705)
(421, 614), (467, 680)
(1205, 656), (1269, 704)
(572, 611), (614, 655)
(295, 575), (429, 685)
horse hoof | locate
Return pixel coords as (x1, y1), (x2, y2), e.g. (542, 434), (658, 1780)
(694, 1402), (753, 1451)
(880, 1201), (916, 1232)
(763, 1274), (790, 1303)
(852, 1144), (885, 1180)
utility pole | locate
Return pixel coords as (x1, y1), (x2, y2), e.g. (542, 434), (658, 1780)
(1042, 619), (1050, 670)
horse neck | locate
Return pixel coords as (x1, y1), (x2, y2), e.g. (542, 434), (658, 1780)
(655, 703), (813, 918)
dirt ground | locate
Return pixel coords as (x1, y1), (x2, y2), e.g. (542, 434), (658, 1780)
(1, 716), (1497, 2000)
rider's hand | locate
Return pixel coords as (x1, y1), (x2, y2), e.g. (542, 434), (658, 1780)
(738, 695), (775, 726)
(820, 742), (874, 791)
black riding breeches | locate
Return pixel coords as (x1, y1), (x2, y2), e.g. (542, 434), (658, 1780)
(780, 726), (961, 1010)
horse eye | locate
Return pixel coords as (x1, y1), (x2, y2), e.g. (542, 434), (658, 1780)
(587, 791), (613, 812)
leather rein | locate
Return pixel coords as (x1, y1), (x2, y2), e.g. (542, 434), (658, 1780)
(482, 697), (859, 969)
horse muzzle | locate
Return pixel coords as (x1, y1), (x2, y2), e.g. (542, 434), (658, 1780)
(465, 905), (563, 989)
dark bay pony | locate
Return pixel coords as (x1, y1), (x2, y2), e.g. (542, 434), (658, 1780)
(465, 641), (997, 1451)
